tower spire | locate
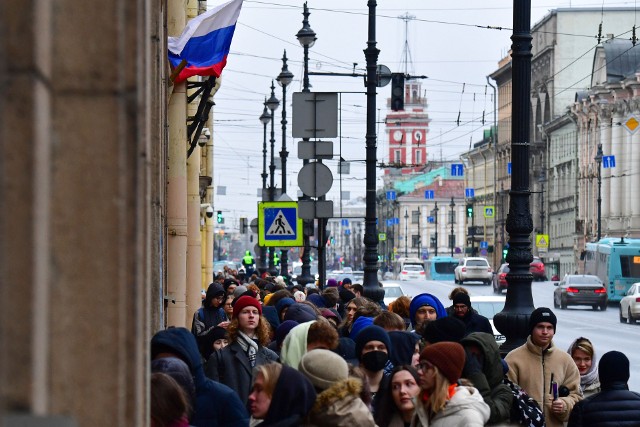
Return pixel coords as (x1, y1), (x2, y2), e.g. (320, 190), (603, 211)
(398, 12), (416, 76)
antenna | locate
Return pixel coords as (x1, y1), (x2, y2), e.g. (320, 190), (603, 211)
(398, 12), (416, 76)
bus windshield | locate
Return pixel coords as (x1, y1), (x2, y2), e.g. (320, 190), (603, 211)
(619, 255), (640, 278)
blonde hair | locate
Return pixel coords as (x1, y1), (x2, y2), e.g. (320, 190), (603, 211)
(253, 363), (283, 398)
(423, 366), (452, 415)
(570, 337), (594, 358)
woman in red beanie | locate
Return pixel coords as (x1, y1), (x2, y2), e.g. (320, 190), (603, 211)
(412, 341), (490, 426)
(205, 295), (278, 405)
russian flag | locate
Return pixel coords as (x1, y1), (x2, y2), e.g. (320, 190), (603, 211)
(168, 0), (243, 84)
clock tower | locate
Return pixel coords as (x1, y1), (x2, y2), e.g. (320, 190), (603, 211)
(385, 80), (430, 175)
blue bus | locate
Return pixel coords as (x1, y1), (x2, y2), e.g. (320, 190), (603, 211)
(425, 256), (458, 281)
(584, 237), (640, 302)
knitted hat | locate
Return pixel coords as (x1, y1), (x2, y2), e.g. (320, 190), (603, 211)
(320, 308), (341, 324)
(283, 303), (317, 323)
(342, 277), (352, 286)
(420, 341), (466, 384)
(452, 293), (471, 307)
(598, 350), (630, 385)
(355, 325), (392, 360)
(306, 293), (326, 308)
(232, 295), (262, 318)
(232, 285), (248, 299)
(293, 290), (306, 302)
(349, 316), (374, 340)
(528, 307), (557, 334)
(422, 316), (466, 344)
(327, 278), (339, 287)
(409, 293), (447, 326)
(275, 297), (295, 317)
(299, 349), (349, 390)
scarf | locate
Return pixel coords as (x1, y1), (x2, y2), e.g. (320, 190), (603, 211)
(581, 365), (599, 392)
(237, 330), (259, 367)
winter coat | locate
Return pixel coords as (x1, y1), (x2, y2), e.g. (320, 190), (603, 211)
(505, 336), (582, 427)
(150, 327), (249, 427)
(460, 332), (513, 425)
(192, 283), (227, 352)
(456, 310), (493, 336)
(567, 382), (640, 427)
(205, 341), (278, 405)
(411, 385), (491, 427)
(305, 378), (377, 427)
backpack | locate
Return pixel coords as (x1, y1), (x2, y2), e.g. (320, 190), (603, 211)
(504, 377), (545, 427)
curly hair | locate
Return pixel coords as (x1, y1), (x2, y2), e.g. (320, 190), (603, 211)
(226, 315), (272, 347)
(307, 317), (339, 350)
(389, 295), (411, 320)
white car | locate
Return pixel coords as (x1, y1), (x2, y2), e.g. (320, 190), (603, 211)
(454, 257), (493, 285)
(400, 264), (425, 281)
(469, 295), (506, 345)
(381, 282), (406, 307)
(619, 282), (640, 324)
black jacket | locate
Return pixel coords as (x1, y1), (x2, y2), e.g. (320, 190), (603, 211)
(567, 382), (640, 427)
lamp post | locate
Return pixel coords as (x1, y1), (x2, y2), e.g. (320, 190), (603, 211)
(295, 2), (316, 286)
(265, 81), (279, 275)
(417, 207), (421, 259)
(493, 0), (535, 356)
(259, 99), (271, 273)
(404, 209), (409, 257)
(277, 50), (294, 279)
(434, 202), (439, 257)
(449, 197), (456, 257)
(595, 143), (603, 240)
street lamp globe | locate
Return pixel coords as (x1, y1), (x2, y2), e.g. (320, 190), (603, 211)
(296, 2), (316, 48)
(266, 81), (279, 112)
(277, 51), (294, 87)
(259, 99), (271, 125)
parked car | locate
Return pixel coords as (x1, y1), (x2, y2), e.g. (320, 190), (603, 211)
(553, 274), (607, 310)
(381, 282), (406, 307)
(469, 296), (506, 345)
(619, 282), (640, 324)
(454, 257), (492, 285)
(530, 256), (547, 281)
(400, 264), (425, 281)
(492, 263), (510, 294)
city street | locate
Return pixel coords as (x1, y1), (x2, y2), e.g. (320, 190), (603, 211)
(392, 278), (640, 392)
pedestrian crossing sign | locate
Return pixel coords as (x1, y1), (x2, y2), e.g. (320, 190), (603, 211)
(536, 234), (549, 248)
(258, 201), (303, 247)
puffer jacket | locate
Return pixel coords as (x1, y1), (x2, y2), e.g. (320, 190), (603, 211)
(411, 385), (490, 427)
(567, 382), (640, 427)
(305, 378), (376, 427)
(460, 332), (513, 424)
(505, 337), (581, 427)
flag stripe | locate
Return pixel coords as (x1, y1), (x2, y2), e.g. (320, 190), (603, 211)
(168, 25), (235, 68)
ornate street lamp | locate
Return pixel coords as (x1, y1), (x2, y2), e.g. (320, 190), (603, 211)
(277, 51), (294, 279)
(404, 209), (409, 257)
(295, 2), (316, 286)
(265, 81), (279, 275)
(434, 202), (439, 257)
(449, 197), (456, 257)
(258, 99), (271, 273)
(595, 143), (603, 240)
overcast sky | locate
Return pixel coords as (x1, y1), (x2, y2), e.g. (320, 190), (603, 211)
(209, 0), (635, 224)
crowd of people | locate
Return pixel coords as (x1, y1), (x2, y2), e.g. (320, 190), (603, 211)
(150, 265), (640, 427)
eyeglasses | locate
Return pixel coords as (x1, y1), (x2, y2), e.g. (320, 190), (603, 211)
(417, 361), (435, 372)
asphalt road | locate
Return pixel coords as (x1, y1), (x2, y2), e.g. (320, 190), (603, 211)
(390, 277), (640, 392)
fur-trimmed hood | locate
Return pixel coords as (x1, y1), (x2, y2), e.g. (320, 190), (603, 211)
(307, 378), (376, 427)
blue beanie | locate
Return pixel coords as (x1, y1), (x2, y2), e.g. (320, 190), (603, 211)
(276, 297), (295, 317)
(355, 325), (392, 360)
(409, 293), (447, 326)
(275, 320), (299, 346)
(349, 316), (374, 340)
(306, 293), (326, 308)
(283, 303), (318, 323)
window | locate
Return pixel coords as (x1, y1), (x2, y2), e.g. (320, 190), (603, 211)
(411, 210), (420, 224)
(394, 150), (401, 163)
(415, 149), (422, 163)
(411, 235), (420, 248)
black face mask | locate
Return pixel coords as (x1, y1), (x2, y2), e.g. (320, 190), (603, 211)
(361, 351), (388, 372)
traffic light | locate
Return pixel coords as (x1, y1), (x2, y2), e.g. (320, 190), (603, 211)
(390, 73), (404, 111)
(216, 210), (223, 224)
(502, 244), (509, 261)
(466, 203), (474, 218)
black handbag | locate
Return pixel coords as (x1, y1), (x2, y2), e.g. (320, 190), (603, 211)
(504, 377), (546, 427)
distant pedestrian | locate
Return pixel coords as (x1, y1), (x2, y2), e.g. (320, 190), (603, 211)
(450, 293), (493, 336)
(242, 250), (255, 277)
(192, 282), (228, 356)
(568, 350), (640, 427)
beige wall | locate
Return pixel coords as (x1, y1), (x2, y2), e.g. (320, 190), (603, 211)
(1, 0), (164, 424)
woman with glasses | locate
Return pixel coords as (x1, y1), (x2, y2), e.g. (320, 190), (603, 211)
(206, 295), (278, 405)
(412, 342), (489, 427)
